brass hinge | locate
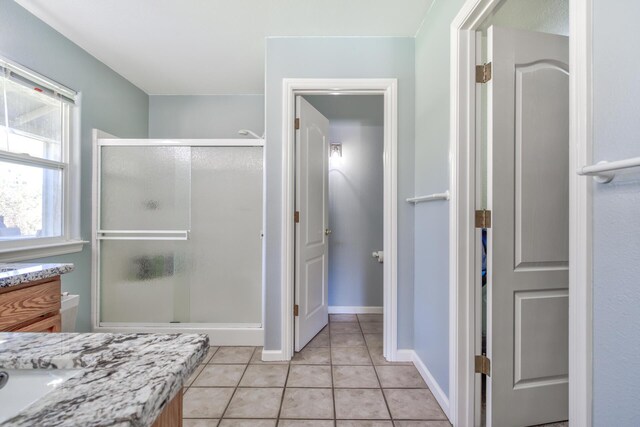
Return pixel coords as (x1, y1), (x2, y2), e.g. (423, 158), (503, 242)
(475, 209), (492, 228)
(294, 211), (300, 223)
(476, 62), (492, 83)
(475, 354), (491, 376)
(295, 118), (300, 130)
(294, 304), (299, 317)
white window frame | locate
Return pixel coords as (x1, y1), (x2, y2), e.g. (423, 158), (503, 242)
(0, 57), (85, 262)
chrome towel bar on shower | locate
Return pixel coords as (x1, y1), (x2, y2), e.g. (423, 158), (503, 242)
(406, 191), (450, 204)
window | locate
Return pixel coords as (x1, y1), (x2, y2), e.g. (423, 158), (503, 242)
(0, 57), (82, 260)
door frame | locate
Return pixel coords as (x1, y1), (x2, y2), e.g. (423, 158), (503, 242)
(280, 78), (398, 361)
(449, 1), (593, 426)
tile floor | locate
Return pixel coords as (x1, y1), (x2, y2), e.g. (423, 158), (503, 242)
(183, 313), (451, 426)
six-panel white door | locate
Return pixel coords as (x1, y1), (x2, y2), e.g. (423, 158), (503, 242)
(487, 25), (569, 427)
(294, 96), (330, 352)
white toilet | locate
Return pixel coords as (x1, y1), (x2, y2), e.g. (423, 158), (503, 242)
(60, 293), (80, 332)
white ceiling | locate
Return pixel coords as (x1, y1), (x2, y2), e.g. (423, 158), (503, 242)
(17, 0), (433, 95)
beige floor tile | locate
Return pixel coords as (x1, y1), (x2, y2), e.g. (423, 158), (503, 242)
(330, 314), (358, 322)
(364, 334), (383, 348)
(287, 365), (332, 388)
(333, 365), (380, 388)
(210, 347), (255, 364)
(183, 387), (234, 418)
(250, 347), (289, 365)
(376, 366), (426, 388)
(278, 421), (335, 427)
(334, 388), (390, 420)
(201, 346), (220, 364)
(239, 364), (289, 387)
(330, 322), (362, 334)
(307, 331), (331, 348)
(393, 422), (451, 427)
(357, 314), (383, 323)
(383, 389), (448, 420)
(360, 322), (384, 334)
(368, 347), (412, 366)
(331, 333), (366, 347)
(291, 347), (331, 365)
(337, 422), (393, 427)
(183, 420), (219, 427)
(219, 420), (277, 426)
(193, 364), (246, 387)
(331, 347), (372, 365)
(280, 388), (334, 419)
(185, 364), (205, 387)
(224, 387), (283, 418)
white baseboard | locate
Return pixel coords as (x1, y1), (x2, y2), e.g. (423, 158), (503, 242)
(328, 306), (383, 314)
(409, 350), (451, 421)
(395, 349), (414, 362)
(261, 349), (287, 362)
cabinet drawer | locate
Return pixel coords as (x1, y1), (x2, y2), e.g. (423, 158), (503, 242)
(0, 280), (61, 331)
(16, 313), (61, 333)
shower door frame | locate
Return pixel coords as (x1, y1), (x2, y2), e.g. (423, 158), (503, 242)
(91, 129), (266, 345)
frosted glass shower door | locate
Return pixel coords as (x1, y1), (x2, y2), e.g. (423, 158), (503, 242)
(99, 146), (192, 323)
(189, 147), (263, 324)
(96, 142), (264, 327)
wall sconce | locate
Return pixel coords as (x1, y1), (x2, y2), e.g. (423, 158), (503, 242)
(330, 142), (342, 158)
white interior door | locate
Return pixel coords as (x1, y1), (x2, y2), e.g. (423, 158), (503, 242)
(294, 96), (330, 352)
(487, 26), (569, 427)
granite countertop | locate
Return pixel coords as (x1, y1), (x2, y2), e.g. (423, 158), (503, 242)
(0, 263), (75, 289)
(0, 332), (209, 426)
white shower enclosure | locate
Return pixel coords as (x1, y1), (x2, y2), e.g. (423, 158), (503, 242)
(91, 130), (264, 344)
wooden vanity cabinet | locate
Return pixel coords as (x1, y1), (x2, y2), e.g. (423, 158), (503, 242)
(0, 276), (61, 332)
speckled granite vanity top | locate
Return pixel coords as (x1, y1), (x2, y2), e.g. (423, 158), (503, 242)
(0, 263), (75, 288)
(0, 332), (209, 426)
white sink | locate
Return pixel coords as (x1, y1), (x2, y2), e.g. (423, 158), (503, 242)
(0, 369), (81, 423)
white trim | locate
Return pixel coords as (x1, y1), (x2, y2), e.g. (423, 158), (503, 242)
(451, 1), (592, 426)
(569, 0), (593, 425)
(94, 325), (264, 346)
(450, 2), (502, 425)
(411, 349), (452, 421)
(91, 129), (115, 332)
(280, 78), (398, 362)
(328, 306), (383, 314)
(98, 138), (264, 147)
(261, 349), (286, 362)
(395, 349), (414, 362)
(0, 240), (86, 262)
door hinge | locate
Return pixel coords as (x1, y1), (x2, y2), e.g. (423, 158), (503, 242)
(295, 118), (300, 130)
(475, 354), (491, 376)
(294, 211), (300, 223)
(294, 304), (299, 317)
(476, 62), (492, 83)
(475, 209), (492, 229)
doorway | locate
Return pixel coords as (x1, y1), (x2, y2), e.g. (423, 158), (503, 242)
(279, 79), (399, 362)
(294, 94), (385, 352)
(450, 1), (573, 426)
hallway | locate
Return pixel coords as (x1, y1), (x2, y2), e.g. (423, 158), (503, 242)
(183, 314), (450, 426)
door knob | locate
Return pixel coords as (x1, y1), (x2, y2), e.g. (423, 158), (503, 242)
(325, 229), (332, 236)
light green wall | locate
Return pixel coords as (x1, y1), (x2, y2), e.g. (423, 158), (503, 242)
(0, 0), (149, 331)
(264, 37), (415, 351)
(413, 0), (467, 397)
